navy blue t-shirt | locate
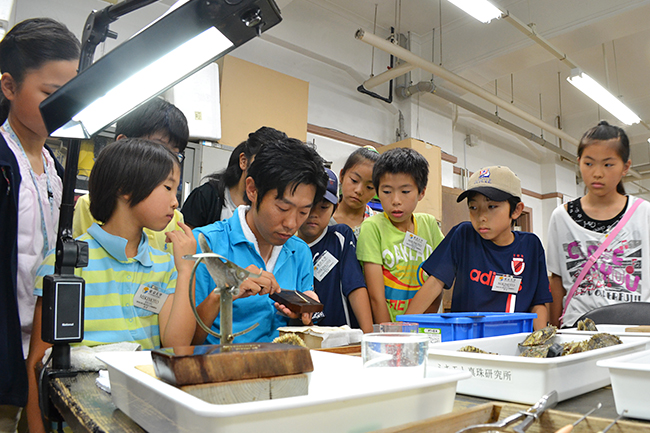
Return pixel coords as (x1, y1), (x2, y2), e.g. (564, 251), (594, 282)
(308, 224), (367, 328)
(422, 222), (552, 313)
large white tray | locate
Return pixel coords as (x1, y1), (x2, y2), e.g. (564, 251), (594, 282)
(597, 349), (650, 420)
(427, 332), (649, 404)
(97, 350), (470, 433)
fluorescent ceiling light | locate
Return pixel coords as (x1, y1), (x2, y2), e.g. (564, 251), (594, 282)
(447, 0), (502, 24)
(567, 70), (641, 126)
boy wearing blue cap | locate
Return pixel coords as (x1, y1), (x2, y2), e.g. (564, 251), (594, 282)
(405, 166), (552, 330)
(297, 168), (373, 332)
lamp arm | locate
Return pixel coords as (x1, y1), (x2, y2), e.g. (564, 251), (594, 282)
(47, 1), (159, 373)
(55, 0), (158, 276)
(79, 0), (158, 70)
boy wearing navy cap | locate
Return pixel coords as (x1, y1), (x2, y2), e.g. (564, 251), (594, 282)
(405, 166), (552, 330)
(297, 168), (373, 333)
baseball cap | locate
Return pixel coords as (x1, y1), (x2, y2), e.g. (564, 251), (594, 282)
(457, 166), (521, 203)
(323, 168), (339, 205)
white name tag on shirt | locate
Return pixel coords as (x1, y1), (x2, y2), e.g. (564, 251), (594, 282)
(491, 274), (522, 294)
(403, 231), (427, 255)
(314, 250), (338, 282)
(133, 284), (168, 314)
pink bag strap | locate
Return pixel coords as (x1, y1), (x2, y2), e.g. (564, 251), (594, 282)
(560, 198), (644, 324)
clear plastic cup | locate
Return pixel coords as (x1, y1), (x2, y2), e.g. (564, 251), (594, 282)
(361, 333), (429, 379)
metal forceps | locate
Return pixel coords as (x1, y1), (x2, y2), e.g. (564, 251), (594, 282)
(456, 390), (558, 433)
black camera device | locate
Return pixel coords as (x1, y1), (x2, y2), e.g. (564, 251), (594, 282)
(41, 275), (85, 344)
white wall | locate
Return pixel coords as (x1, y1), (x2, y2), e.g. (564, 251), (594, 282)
(16, 0), (581, 243)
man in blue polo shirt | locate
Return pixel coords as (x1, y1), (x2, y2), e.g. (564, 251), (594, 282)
(192, 137), (328, 344)
(297, 168), (373, 333)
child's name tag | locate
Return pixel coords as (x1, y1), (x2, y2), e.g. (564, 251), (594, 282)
(314, 250), (338, 281)
(134, 284), (169, 314)
(403, 231), (427, 255)
(491, 274), (522, 294)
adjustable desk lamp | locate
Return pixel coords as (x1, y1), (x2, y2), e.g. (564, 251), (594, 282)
(38, 0), (282, 370)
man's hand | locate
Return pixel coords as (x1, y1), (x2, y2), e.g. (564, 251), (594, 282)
(274, 290), (320, 325)
(235, 265), (281, 300)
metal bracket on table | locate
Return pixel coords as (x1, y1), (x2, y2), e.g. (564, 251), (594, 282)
(185, 233), (262, 343)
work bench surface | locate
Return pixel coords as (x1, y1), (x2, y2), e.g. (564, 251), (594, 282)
(48, 369), (646, 433)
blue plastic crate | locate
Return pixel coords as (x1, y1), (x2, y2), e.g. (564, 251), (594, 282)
(395, 312), (536, 343)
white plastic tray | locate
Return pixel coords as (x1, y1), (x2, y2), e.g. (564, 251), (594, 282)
(427, 332), (649, 404)
(597, 349), (650, 420)
(97, 350), (470, 433)
(559, 324), (650, 339)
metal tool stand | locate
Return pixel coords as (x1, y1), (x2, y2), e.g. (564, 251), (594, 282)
(187, 234), (261, 343)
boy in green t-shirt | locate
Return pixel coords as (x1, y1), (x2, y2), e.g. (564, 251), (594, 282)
(356, 148), (444, 322)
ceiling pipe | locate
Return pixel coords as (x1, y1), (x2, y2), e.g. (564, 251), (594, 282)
(499, 10), (650, 132)
(459, 110), (544, 159)
(499, 12), (578, 69)
(433, 85), (576, 161)
(364, 61), (416, 90)
(394, 77), (575, 160)
(355, 28), (580, 148)
(396, 80), (435, 98)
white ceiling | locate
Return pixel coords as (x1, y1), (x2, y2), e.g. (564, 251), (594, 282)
(286, 0), (650, 191)
(161, 0), (650, 188)
(316, 0), (650, 140)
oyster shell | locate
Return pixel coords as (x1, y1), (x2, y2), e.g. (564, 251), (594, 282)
(458, 345), (498, 355)
(561, 340), (587, 356)
(576, 318), (598, 331)
(520, 325), (557, 347)
(272, 333), (308, 348)
(520, 343), (552, 358)
(585, 333), (622, 350)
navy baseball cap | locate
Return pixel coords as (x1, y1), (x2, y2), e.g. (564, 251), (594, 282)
(323, 168), (339, 205)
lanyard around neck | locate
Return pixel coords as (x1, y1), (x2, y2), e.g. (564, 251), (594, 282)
(3, 120), (55, 257)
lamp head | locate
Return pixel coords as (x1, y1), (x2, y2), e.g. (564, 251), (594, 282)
(40, 0), (282, 139)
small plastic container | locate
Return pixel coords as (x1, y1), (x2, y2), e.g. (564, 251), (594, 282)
(396, 312), (536, 343)
(597, 349), (650, 420)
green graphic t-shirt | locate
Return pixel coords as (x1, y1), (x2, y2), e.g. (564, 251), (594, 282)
(357, 212), (444, 321)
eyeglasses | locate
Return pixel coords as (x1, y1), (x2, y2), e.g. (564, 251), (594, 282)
(176, 152), (185, 163)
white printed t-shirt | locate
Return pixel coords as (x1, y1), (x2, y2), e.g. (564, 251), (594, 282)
(547, 196), (650, 327)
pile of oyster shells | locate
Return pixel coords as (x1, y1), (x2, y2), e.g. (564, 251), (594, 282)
(458, 319), (623, 358)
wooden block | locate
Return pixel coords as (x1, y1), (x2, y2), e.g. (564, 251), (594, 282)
(315, 344), (362, 356)
(151, 343), (313, 386)
(625, 325), (650, 332)
(180, 374), (308, 405)
(270, 289), (324, 314)
(135, 364), (157, 379)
